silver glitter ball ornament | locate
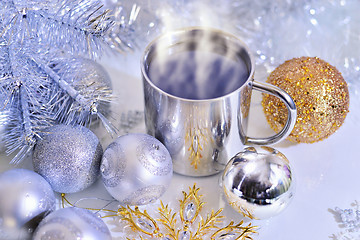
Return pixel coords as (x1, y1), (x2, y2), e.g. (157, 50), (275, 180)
(55, 56), (113, 111)
(0, 168), (56, 239)
(222, 146), (294, 219)
(32, 124), (103, 193)
(33, 207), (112, 240)
(100, 133), (173, 205)
(68, 57), (112, 89)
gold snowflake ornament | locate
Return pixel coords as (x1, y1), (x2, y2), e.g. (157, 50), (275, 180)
(116, 184), (257, 240)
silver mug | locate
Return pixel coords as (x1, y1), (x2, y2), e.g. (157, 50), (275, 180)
(141, 27), (296, 176)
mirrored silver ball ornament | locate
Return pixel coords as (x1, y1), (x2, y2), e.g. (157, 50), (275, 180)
(100, 133), (173, 205)
(33, 124), (103, 193)
(222, 146), (294, 219)
(33, 207), (112, 240)
(0, 168), (56, 239)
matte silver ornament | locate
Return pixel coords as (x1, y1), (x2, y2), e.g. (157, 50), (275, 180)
(0, 168), (56, 239)
(32, 124), (103, 193)
(222, 146), (294, 219)
(100, 133), (173, 205)
(33, 207), (112, 240)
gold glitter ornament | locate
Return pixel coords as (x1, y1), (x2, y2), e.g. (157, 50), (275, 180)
(262, 56), (349, 143)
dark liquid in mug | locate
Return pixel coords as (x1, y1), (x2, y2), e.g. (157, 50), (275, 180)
(148, 50), (249, 100)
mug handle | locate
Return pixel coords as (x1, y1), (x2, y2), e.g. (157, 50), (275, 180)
(245, 80), (297, 145)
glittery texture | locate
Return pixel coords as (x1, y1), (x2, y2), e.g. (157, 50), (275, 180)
(0, 169), (56, 239)
(136, 135), (173, 176)
(262, 56), (350, 143)
(32, 124), (103, 193)
(33, 207), (111, 240)
(100, 133), (173, 205)
(122, 185), (167, 206)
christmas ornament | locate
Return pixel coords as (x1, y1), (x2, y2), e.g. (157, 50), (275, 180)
(52, 56), (113, 98)
(60, 184), (257, 239)
(33, 207), (112, 240)
(222, 146), (294, 219)
(262, 56), (349, 143)
(100, 133), (173, 205)
(0, 168), (56, 239)
(33, 124), (103, 193)
(115, 184), (257, 239)
(49, 56), (113, 126)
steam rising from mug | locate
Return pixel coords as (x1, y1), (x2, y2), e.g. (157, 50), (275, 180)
(148, 30), (250, 100)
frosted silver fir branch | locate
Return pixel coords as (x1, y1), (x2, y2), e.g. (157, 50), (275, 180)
(0, 0), (144, 58)
(0, 44), (55, 164)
